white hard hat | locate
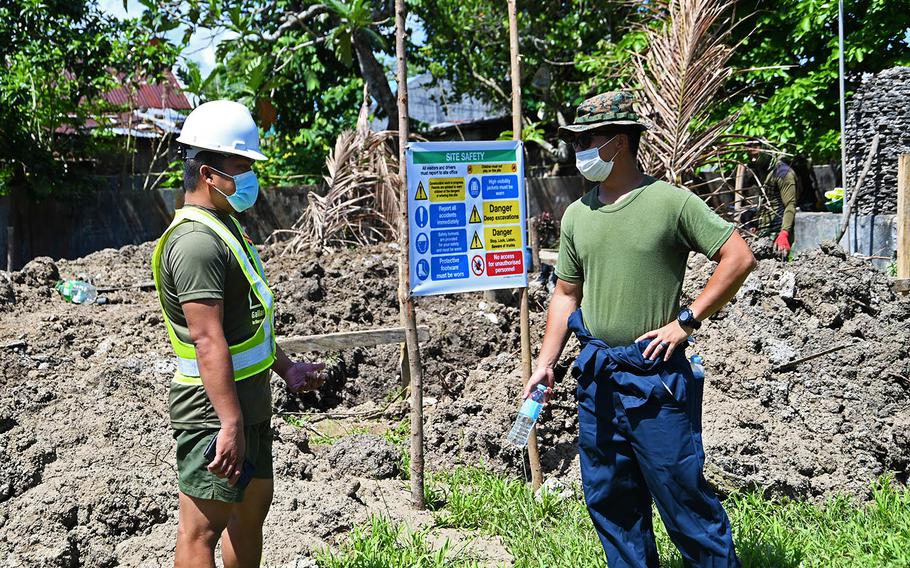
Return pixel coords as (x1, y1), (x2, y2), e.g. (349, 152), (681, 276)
(177, 100), (267, 161)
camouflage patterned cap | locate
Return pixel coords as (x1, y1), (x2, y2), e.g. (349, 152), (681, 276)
(558, 91), (649, 141)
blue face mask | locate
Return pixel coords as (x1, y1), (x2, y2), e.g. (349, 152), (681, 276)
(210, 168), (260, 213)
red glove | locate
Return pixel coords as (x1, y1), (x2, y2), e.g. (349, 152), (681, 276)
(774, 230), (791, 255)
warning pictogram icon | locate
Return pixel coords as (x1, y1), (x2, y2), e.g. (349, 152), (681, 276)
(470, 231), (483, 250)
(469, 205), (482, 223)
(415, 181), (428, 200)
(471, 255), (485, 276)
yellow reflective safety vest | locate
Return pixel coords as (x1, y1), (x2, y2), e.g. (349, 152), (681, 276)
(152, 207), (276, 385)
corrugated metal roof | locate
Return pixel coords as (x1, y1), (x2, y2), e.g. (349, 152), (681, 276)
(103, 70), (191, 110)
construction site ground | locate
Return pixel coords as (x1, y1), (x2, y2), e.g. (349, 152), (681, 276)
(1, 238), (908, 566)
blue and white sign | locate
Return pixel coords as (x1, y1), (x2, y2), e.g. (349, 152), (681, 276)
(407, 140), (528, 296)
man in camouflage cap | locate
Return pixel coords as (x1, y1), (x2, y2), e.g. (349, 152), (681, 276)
(525, 91), (754, 567)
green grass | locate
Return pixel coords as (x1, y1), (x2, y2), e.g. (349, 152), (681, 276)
(382, 419), (412, 478)
(320, 468), (910, 567)
(314, 515), (483, 568)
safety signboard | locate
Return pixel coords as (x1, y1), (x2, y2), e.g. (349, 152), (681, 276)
(407, 140), (528, 296)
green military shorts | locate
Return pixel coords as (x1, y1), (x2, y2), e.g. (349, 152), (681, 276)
(173, 421), (273, 503)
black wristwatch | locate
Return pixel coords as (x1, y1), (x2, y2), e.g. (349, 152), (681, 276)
(677, 307), (702, 331)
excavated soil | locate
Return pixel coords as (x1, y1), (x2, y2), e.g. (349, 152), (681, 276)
(0, 238), (908, 566)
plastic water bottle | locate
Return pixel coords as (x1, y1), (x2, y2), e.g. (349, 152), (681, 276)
(507, 384), (547, 447)
(55, 280), (98, 304)
(690, 354), (705, 380)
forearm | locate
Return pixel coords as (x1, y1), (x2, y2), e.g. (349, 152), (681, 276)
(536, 291), (580, 370)
(780, 181), (797, 233)
(196, 335), (243, 429)
(691, 238), (756, 321)
(271, 344), (292, 378)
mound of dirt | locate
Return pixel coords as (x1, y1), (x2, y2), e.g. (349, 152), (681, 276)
(0, 236), (908, 566)
(425, 241), (910, 499)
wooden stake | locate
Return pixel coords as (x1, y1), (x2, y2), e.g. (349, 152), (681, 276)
(395, 0), (426, 510)
(897, 154), (910, 285)
(733, 164), (745, 225)
(508, 0), (542, 490)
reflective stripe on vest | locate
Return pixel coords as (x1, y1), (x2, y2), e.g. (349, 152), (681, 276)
(152, 207), (276, 385)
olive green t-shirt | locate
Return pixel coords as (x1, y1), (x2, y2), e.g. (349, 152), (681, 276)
(556, 177), (734, 346)
(158, 205), (272, 430)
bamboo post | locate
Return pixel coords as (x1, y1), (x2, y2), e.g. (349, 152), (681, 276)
(897, 154), (910, 285)
(508, 0), (542, 490)
(733, 164), (745, 225)
(395, 0), (426, 510)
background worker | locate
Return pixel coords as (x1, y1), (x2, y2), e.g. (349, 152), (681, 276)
(747, 140), (798, 258)
(524, 91), (756, 567)
(153, 100), (325, 568)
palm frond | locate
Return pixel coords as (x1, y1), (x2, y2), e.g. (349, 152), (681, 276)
(633, 0), (741, 187)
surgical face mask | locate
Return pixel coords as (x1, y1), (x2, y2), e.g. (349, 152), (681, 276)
(575, 136), (618, 182)
(209, 167), (260, 213)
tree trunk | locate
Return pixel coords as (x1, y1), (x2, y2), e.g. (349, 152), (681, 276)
(353, 29), (399, 131)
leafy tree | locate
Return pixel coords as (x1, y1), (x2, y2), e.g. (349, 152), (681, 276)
(0, 0), (178, 266)
(412, 0), (646, 161)
(152, 0), (398, 184)
(712, 0), (910, 162)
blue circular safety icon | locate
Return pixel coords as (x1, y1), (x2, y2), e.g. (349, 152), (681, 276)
(416, 259), (430, 281)
(415, 233), (429, 254)
(468, 178), (481, 198)
(415, 206), (429, 228)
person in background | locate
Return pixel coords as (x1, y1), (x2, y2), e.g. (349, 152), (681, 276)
(747, 140), (798, 258)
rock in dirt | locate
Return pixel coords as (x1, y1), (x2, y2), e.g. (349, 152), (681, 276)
(324, 434), (400, 479)
(13, 256), (59, 288)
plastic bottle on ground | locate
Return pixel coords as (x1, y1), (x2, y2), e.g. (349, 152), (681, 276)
(507, 384), (547, 447)
(55, 280), (98, 304)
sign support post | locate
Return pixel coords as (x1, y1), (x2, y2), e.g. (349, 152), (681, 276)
(395, 0), (426, 510)
(508, 0), (543, 490)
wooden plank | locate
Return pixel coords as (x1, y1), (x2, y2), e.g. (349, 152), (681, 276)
(892, 279), (910, 294)
(278, 326), (430, 353)
(897, 154), (910, 287)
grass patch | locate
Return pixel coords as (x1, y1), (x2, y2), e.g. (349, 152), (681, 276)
(382, 419), (412, 478)
(322, 468), (910, 567)
(314, 515), (482, 568)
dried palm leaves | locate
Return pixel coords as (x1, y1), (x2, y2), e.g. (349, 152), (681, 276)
(276, 99), (401, 253)
(633, 0), (742, 187)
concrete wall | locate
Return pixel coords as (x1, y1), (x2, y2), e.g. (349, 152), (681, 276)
(1, 183), (313, 270)
(794, 211), (895, 269)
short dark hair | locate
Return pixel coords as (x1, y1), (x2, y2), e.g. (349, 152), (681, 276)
(595, 125), (642, 158)
(183, 150), (225, 192)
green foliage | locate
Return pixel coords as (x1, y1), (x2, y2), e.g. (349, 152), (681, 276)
(316, 515), (482, 568)
(154, 0), (392, 185)
(412, 1), (643, 135)
(721, 0), (910, 161)
(0, 1), (178, 196)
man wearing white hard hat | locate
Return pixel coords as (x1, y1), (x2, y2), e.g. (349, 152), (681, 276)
(152, 100), (324, 567)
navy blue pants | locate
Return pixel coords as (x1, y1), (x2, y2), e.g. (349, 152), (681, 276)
(570, 310), (739, 567)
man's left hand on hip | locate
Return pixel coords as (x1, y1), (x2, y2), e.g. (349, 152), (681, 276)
(637, 321), (691, 362)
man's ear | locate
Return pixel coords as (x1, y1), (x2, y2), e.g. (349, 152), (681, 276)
(199, 164), (213, 184)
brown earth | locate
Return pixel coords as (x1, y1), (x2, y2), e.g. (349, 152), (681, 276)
(0, 238), (908, 566)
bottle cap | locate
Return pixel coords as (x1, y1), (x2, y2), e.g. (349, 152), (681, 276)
(535, 384), (548, 391)
(690, 354), (703, 364)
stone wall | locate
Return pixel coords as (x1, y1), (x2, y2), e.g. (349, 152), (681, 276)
(845, 66), (910, 215)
